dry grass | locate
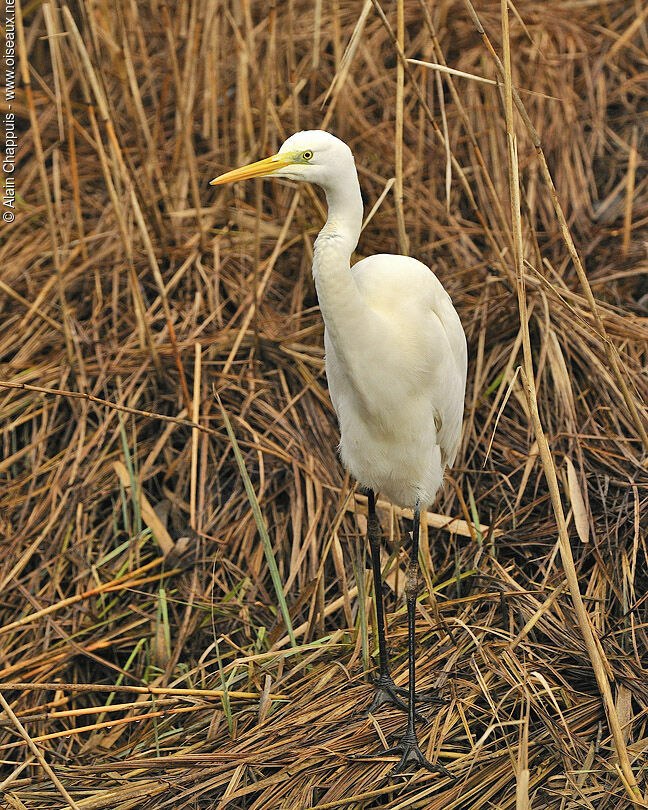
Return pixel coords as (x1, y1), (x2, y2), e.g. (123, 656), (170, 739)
(1, 1), (647, 807)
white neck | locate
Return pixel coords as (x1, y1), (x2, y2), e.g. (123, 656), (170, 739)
(317, 173), (363, 248)
(312, 169), (366, 357)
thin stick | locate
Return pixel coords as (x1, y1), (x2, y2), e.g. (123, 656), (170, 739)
(2, 682), (288, 701)
(0, 279), (62, 332)
(394, 0), (408, 254)
(622, 126), (638, 256)
(220, 191), (301, 379)
(190, 342), (202, 530)
(0, 705), (206, 751)
(464, 0), (648, 453)
(321, 0), (372, 124)
(15, 0), (76, 373)
(408, 59), (498, 86)
(499, 2), (641, 802)
(113, 462), (175, 556)
(408, 58), (559, 99)
(62, 7), (192, 412)
(0, 379), (296, 470)
(0, 691), (81, 810)
(361, 177), (395, 233)
(0, 559), (173, 636)
(0, 380), (209, 434)
(9, 697), (179, 722)
(350, 492), (500, 539)
(160, 4), (207, 251)
(369, 0), (515, 282)
(0, 755), (34, 793)
(86, 104), (159, 361)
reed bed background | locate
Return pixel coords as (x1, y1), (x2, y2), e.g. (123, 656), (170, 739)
(1, 1), (647, 807)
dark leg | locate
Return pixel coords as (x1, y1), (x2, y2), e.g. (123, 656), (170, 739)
(405, 500), (421, 740)
(368, 490), (390, 681)
(364, 491), (421, 718)
(372, 501), (452, 777)
(364, 491), (445, 719)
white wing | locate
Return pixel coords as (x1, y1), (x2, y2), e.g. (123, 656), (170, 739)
(351, 253), (467, 468)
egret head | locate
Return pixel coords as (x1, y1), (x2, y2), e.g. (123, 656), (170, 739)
(210, 130), (356, 191)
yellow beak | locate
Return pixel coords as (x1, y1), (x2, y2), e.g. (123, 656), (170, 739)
(209, 153), (293, 185)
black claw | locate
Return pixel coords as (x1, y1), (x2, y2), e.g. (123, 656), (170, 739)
(389, 737), (453, 776)
(354, 735), (454, 778)
(357, 499), (454, 781)
(365, 676), (429, 723)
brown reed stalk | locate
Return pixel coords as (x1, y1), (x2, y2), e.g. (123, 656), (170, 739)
(2, 3), (647, 807)
(499, 2), (641, 801)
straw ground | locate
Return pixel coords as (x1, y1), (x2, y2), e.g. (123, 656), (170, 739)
(1, 1), (647, 808)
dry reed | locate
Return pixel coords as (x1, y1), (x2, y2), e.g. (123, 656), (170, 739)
(0, 1), (647, 808)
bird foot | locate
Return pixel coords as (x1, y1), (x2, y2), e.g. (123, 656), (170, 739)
(365, 675), (424, 721)
(363, 675), (444, 723)
(356, 732), (454, 777)
(384, 734), (454, 776)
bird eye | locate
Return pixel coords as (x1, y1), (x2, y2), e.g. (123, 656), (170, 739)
(302, 150), (313, 160)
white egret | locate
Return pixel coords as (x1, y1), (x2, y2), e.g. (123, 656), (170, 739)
(211, 130), (467, 775)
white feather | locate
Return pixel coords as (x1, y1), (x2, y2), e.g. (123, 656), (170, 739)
(212, 129), (467, 510)
(325, 253), (466, 507)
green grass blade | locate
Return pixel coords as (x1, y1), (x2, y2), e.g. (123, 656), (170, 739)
(215, 639), (233, 735)
(217, 398), (297, 648)
(118, 414), (141, 536)
(467, 480), (483, 546)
